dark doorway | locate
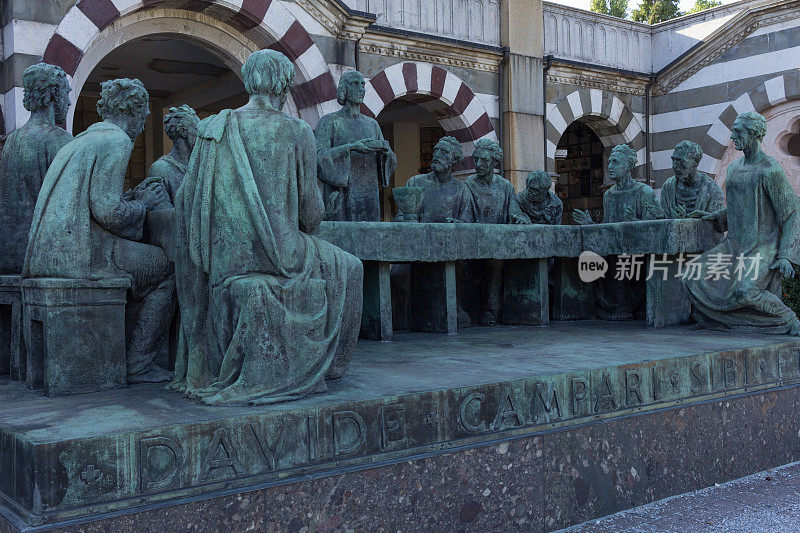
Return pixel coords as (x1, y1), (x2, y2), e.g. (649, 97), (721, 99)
(555, 121), (606, 224)
(74, 36), (247, 191)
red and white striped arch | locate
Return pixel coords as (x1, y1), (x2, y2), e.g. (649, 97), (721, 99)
(42, 0), (337, 127)
(361, 62), (498, 167)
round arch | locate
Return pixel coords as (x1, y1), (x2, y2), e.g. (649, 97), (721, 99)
(545, 88), (646, 177)
(43, 2), (338, 130)
(361, 61), (498, 156)
(698, 69), (800, 181)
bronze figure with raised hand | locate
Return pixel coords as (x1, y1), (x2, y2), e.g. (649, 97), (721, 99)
(315, 71), (397, 221)
(571, 144), (661, 321)
(660, 140), (723, 219)
(685, 111), (800, 334)
(572, 144), (661, 225)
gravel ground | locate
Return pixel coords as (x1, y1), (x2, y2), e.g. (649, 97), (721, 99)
(563, 462), (800, 532)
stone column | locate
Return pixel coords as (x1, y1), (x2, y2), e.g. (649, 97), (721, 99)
(360, 261), (393, 341)
(501, 0), (544, 190)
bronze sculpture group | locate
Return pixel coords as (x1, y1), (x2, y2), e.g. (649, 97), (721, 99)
(3, 51), (800, 406)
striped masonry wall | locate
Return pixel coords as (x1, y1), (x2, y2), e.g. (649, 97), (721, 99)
(650, 19), (800, 185)
(2, 0), (338, 132)
(361, 61), (499, 171)
(545, 87), (647, 178)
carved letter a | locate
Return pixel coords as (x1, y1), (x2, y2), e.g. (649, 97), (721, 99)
(492, 388), (523, 431)
(201, 429), (243, 481)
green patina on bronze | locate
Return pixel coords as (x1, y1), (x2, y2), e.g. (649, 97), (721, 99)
(147, 104), (199, 207)
(572, 144), (663, 321)
(517, 170), (563, 225)
(0, 63), (72, 274)
(464, 139), (530, 225)
(660, 140), (724, 219)
(22, 77), (175, 388)
(684, 111), (800, 335)
(572, 144), (662, 225)
(399, 136), (472, 223)
(315, 71), (396, 221)
(169, 50), (363, 406)
(1, 323), (798, 527)
(463, 139), (530, 326)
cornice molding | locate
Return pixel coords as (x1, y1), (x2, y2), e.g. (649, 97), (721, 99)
(294, 0), (375, 40)
(653, 0), (800, 95)
(358, 30), (503, 73)
(547, 64), (649, 96)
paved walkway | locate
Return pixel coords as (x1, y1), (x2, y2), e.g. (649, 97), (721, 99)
(565, 462), (800, 532)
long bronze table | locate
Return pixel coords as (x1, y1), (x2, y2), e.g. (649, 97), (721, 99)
(144, 213), (721, 342)
(315, 220), (721, 340)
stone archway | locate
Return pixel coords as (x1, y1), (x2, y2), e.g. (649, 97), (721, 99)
(42, 2), (338, 130)
(545, 88), (645, 178)
(698, 70), (800, 185)
(361, 61), (498, 161)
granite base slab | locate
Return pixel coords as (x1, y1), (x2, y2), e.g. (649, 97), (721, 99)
(1, 322), (799, 531)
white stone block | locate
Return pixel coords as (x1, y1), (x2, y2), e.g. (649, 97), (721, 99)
(566, 91), (583, 120)
(765, 76), (787, 107)
(57, 7), (99, 52)
(385, 64), (406, 99)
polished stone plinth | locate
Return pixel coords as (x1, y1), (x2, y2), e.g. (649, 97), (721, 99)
(1, 323), (799, 531)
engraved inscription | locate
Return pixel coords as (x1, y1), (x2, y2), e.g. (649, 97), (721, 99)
(492, 388), (523, 431)
(722, 356), (737, 390)
(532, 381), (563, 423)
(571, 377), (589, 416)
(79, 464), (101, 486)
(332, 411), (366, 456)
(117, 345), (800, 496)
(690, 360), (703, 393)
(594, 372), (617, 413)
(139, 436), (183, 492)
(249, 420), (289, 472)
(459, 392), (487, 434)
(625, 370), (643, 406)
(200, 429), (242, 482)
(380, 403), (409, 450)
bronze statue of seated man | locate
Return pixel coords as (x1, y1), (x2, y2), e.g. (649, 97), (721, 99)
(24, 78), (175, 383)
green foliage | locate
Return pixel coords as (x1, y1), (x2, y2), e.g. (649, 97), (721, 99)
(782, 266), (800, 317)
(687, 0), (722, 13)
(630, 0), (681, 24)
(590, 0), (629, 19)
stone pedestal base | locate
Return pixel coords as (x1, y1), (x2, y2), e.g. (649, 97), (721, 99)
(646, 254), (692, 327)
(0, 275), (22, 380)
(1, 323), (798, 531)
(21, 278), (130, 396)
